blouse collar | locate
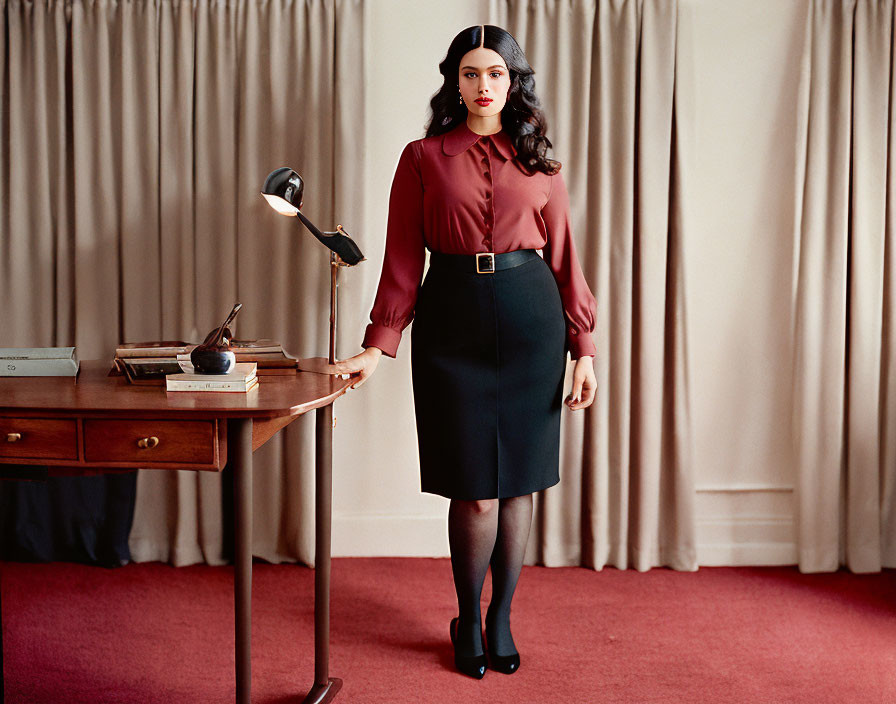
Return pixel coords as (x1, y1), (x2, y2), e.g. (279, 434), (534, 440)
(442, 120), (517, 160)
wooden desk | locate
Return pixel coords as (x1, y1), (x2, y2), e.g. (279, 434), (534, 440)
(0, 360), (355, 704)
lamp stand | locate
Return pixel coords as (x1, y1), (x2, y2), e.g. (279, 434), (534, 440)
(303, 249), (343, 704)
(329, 250), (339, 365)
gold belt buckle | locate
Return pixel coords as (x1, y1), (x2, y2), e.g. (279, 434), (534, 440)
(476, 252), (495, 274)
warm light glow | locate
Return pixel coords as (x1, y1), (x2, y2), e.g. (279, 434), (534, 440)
(262, 193), (299, 216)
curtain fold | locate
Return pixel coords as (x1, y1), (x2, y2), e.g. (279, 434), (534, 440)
(1, 0), (364, 567)
(792, 0), (896, 573)
(490, 0), (697, 571)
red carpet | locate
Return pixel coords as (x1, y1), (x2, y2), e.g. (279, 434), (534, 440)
(1, 559), (894, 703)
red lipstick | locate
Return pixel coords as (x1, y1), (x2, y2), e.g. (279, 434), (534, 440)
(475, 98), (493, 106)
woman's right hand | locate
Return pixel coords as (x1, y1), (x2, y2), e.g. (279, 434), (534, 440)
(331, 346), (383, 389)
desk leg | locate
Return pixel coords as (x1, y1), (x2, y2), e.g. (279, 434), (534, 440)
(231, 418), (253, 704)
(1, 561), (4, 704)
(301, 404), (342, 704)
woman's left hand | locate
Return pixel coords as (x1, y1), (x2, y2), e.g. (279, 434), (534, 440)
(565, 355), (596, 411)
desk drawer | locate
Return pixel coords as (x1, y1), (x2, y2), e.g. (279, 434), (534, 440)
(0, 418), (78, 460)
(83, 419), (217, 465)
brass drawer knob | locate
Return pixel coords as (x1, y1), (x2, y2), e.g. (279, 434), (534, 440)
(6, 432), (22, 443)
(137, 436), (160, 449)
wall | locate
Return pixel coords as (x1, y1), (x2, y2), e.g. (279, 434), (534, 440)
(677, 0), (806, 564)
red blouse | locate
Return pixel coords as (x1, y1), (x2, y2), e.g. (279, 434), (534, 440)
(362, 119), (597, 360)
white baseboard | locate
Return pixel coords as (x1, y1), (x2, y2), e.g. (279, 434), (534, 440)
(696, 516), (797, 565)
(333, 486), (799, 566)
(333, 512), (449, 557)
(697, 541), (798, 565)
(696, 484), (797, 566)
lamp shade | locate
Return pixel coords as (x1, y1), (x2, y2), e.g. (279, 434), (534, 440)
(261, 167), (303, 215)
(260, 166), (366, 266)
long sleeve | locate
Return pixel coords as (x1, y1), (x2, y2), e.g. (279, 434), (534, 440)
(540, 169), (597, 359)
(361, 141), (426, 358)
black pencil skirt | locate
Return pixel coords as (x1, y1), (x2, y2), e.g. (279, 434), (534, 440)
(410, 249), (568, 500)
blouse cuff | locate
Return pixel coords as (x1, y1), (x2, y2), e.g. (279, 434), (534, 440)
(568, 330), (597, 360)
(362, 323), (402, 359)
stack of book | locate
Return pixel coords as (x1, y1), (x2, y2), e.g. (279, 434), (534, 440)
(166, 363), (258, 393)
(113, 339), (297, 384)
(230, 340), (297, 375)
(112, 341), (189, 384)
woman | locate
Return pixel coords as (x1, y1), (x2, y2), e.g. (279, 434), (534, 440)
(332, 24), (597, 679)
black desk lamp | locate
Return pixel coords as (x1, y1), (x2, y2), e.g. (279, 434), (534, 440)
(261, 167), (365, 366)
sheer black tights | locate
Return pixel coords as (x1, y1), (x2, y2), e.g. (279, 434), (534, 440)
(448, 493), (534, 658)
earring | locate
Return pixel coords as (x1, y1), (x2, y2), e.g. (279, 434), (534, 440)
(458, 91), (463, 105)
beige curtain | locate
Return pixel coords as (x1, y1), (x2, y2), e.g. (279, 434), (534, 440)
(792, 0), (896, 573)
(490, 0), (697, 571)
(1, 0), (364, 566)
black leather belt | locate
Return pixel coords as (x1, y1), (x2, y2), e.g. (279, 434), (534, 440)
(429, 248), (539, 274)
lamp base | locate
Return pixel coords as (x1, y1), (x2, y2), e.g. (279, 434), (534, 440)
(301, 678), (343, 704)
(297, 356), (350, 378)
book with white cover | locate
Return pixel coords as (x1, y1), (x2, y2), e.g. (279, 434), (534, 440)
(0, 347), (80, 376)
(165, 362), (258, 392)
(173, 362), (257, 381)
(166, 377), (259, 393)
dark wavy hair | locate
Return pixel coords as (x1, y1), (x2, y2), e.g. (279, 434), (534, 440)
(424, 24), (561, 175)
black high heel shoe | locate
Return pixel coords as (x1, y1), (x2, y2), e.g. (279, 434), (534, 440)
(483, 617), (520, 674)
(449, 617), (487, 679)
